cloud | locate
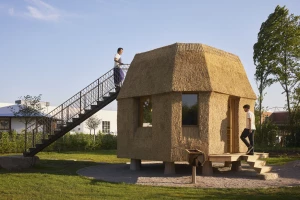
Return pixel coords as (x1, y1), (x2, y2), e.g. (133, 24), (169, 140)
(24, 0), (60, 21)
(4, 0), (76, 22)
(8, 8), (14, 16)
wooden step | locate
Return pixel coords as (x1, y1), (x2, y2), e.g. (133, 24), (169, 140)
(254, 166), (272, 174)
(97, 101), (104, 106)
(255, 152), (269, 159)
(29, 147), (36, 152)
(72, 117), (79, 122)
(241, 155), (260, 162)
(48, 135), (55, 139)
(109, 92), (116, 96)
(247, 160), (266, 168)
(91, 105), (98, 110)
(35, 144), (43, 148)
(41, 139), (48, 143)
(84, 109), (91, 113)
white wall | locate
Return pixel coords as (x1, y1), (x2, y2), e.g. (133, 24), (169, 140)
(71, 110), (117, 135)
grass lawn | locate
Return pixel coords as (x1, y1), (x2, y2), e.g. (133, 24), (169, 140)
(0, 151), (299, 200)
(263, 156), (300, 165)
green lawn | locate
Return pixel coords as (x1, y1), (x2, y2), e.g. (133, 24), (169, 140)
(0, 151), (300, 200)
(263, 156), (300, 165)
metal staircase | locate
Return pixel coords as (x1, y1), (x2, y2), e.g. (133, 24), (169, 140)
(23, 66), (128, 157)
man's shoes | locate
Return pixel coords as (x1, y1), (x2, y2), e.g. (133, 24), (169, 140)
(246, 152), (254, 155)
(246, 146), (254, 154)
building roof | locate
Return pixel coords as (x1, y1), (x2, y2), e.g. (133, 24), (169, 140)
(118, 43), (256, 100)
(0, 105), (47, 118)
(268, 111), (289, 125)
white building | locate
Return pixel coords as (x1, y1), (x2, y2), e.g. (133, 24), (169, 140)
(0, 101), (117, 135)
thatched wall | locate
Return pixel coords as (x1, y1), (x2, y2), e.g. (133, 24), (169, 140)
(118, 91), (256, 161)
(207, 92), (229, 154)
(117, 93), (173, 161)
(170, 92), (210, 161)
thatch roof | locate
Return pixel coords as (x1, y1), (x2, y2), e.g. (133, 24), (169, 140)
(118, 43), (256, 100)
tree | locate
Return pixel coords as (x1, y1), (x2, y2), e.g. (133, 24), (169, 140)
(85, 116), (102, 142)
(253, 25), (276, 142)
(10, 94), (44, 151)
(254, 5), (300, 130)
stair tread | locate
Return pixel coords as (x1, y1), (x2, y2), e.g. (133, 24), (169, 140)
(254, 166), (272, 174)
(247, 160), (266, 168)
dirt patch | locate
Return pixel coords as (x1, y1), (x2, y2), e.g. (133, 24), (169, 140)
(77, 161), (300, 188)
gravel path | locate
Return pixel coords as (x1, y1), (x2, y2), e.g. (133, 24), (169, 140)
(77, 161), (300, 188)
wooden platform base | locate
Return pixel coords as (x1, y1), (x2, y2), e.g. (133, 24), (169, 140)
(207, 152), (271, 174)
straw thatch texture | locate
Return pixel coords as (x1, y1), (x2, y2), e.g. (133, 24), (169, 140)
(117, 45), (176, 99)
(117, 93), (174, 161)
(207, 92), (229, 154)
(117, 43), (257, 162)
(118, 43), (256, 100)
(170, 92), (210, 161)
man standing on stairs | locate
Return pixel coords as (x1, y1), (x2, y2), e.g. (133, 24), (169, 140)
(114, 47), (125, 92)
(240, 104), (256, 155)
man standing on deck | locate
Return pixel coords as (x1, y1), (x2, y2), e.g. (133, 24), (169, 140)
(114, 48), (124, 92)
(240, 104), (256, 155)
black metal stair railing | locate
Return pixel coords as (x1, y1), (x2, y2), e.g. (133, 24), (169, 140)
(23, 66), (129, 155)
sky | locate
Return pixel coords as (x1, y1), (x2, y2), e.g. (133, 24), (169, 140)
(0, 0), (299, 111)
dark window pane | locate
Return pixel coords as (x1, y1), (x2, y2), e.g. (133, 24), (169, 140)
(182, 94), (198, 125)
(139, 97), (152, 127)
(0, 118), (10, 130)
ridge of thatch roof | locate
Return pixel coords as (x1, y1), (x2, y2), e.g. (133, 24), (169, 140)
(118, 43), (256, 100)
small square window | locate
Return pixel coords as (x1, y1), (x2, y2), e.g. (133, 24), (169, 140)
(139, 96), (152, 127)
(182, 94), (198, 126)
(0, 118), (10, 130)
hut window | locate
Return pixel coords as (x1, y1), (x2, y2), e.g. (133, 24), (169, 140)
(139, 96), (152, 127)
(182, 94), (198, 126)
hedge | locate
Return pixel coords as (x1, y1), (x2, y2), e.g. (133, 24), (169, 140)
(0, 131), (117, 153)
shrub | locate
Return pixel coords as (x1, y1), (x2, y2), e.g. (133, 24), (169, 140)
(0, 131), (118, 153)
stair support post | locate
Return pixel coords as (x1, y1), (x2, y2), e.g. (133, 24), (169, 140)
(32, 129), (35, 148)
(79, 91), (82, 114)
(61, 105), (64, 126)
(97, 79), (100, 101)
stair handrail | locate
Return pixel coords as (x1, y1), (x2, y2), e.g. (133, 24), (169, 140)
(23, 66), (129, 151)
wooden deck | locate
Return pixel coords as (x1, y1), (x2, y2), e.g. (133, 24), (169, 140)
(208, 152), (269, 162)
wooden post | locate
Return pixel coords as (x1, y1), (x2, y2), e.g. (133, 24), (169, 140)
(192, 166), (197, 184)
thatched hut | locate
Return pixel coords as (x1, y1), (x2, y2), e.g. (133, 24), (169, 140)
(117, 43), (256, 174)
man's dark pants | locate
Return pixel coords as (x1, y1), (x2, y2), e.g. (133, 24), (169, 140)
(240, 129), (255, 153)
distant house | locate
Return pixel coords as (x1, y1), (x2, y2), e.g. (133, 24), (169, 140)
(0, 101), (118, 134)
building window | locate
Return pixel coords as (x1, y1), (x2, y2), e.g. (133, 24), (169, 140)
(182, 94), (198, 126)
(0, 118), (10, 130)
(102, 121), (110, 133)
(139, 96), (152, 127)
